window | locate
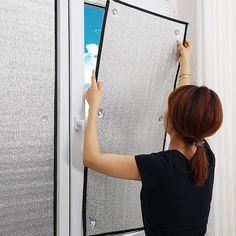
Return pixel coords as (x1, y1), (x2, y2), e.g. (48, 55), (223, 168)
(82, 1), (186, 235)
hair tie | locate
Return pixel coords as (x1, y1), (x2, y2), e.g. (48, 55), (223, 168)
(194, 140), (205, 148)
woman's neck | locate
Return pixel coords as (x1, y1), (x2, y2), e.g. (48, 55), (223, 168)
(168, 133), (197, 160)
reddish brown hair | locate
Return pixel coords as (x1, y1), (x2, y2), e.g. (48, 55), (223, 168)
(167, 85), (223, 186)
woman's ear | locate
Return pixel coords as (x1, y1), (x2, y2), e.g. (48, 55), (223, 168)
(165, 114), (174, 135)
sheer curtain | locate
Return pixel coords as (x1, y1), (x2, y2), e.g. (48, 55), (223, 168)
(195, 0), (236, 235)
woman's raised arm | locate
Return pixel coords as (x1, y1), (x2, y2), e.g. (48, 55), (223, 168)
(176, 40), (192, 88)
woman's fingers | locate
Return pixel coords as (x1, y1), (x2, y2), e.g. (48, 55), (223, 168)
(184, 40), (192, 49)
(177, 40), (181, 47)
(177, 39), (191, 50)
(177, 40), (184, 49)
(97, 81), (103, 93)
(91, 69), (97, 87)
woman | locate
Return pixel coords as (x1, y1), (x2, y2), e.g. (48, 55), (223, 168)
(83, 40), (223, 236)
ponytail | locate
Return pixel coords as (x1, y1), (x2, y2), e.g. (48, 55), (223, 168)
(189, 145), (209, 186)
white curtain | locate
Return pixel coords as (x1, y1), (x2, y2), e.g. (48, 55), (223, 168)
(195, 0), (236, 235)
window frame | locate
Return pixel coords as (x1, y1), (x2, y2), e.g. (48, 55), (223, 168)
(57, 0), (70, 235)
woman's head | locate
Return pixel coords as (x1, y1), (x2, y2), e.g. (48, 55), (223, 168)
(164, 85), (223, 186)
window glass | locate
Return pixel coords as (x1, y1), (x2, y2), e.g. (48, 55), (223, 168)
(84, 5), (105, 117)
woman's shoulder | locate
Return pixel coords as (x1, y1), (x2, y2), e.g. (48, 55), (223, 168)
(134, 150), (171, 184)
(135, 150), (173, 172)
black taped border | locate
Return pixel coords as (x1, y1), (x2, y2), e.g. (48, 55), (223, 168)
(91, 227), (144, 236)
(82, 0), (188, 235)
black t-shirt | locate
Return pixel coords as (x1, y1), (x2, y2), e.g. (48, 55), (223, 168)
(135, 140), (215, 236)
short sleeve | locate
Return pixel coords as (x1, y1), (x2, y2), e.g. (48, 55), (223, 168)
(135, 152), (167, 186)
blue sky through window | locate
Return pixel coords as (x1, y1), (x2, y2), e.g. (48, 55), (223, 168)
(84, 5), (105, 89)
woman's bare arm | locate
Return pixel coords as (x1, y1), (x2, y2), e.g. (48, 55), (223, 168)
(176, 40), (192, 88)
(83, 71), (141, 181)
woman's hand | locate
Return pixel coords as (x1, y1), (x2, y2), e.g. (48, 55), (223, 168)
(177, 39), (192, 61)
(84, 70), (103, 110)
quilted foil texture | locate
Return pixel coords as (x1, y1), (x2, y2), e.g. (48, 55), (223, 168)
(0, 0), (55, 235)
(84, 1), (188, 235)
